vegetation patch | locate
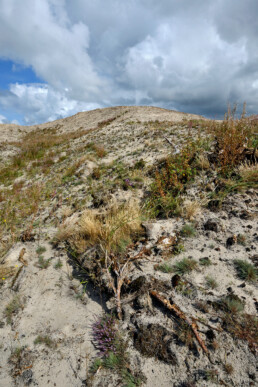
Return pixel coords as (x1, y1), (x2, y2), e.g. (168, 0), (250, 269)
(233, 260), (257, 282)
(4, 296), (24, 324)
(134, 324), (177, 365)
(172, 258), (198, 275)
(90, 314), (144, 386)
(55, 200), (143, 254)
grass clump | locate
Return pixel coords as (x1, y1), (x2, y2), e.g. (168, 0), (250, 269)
(4, 296), (24, 324)
(54, 259), (63, 269)
(34, 335), (56, 348)
(55, 200), (143, 254)
(36, 246), (46, 255)
(205, 276), (218, 289)
(172, 258), (198, 275)
(180, 223), (196, 238)
(233, 260), (257, 282)
(199, 257), (212, 266)
(155, 262), (173, 273)
(221, 294), (245, 314)
(238, 161), (258, 182)
(37, 256), (51, 269)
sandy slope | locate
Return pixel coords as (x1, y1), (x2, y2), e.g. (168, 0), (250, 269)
(0, 106), (257, 387)
(0, 106), (205, 143)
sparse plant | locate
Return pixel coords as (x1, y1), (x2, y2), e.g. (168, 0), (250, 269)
(177, 322), (194, 348)
(172, 258), (198, 275)
(36, 246), (46, 255)
(91, 314), (143, 386)
(224, 363), (234, 375)
(209, 104), (255, 175)
(203, 369), (219, 382)
(234, 260), (257, 282)
(205, 276), (218, 290)
(155, 262), (173, 273)
(172, 244), (185, 255)
(236, 234), (246, 246)
(220, 294), (245, 314)
(54, 259), (63, 269)
(238, 161), (258, 182)
(34, 335), (56, 348)
(92, 314), (118, 357)
(4, 296), (24, 324)
(37, 255), (51, 269)
(199, 257), (212, 266)
(147, 144), (197, 218)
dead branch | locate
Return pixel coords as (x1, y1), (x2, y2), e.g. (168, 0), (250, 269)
(150, 290), (208, 354)
(104, 249), (131, 320)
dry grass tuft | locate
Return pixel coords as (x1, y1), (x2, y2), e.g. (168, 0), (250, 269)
(196, 154), (210, 170)
(55, 201), (143, 254)
(180, 199), (201, 221)
(238, 162), (258, 182)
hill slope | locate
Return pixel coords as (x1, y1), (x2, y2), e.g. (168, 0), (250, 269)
(0, 106), (257, 387)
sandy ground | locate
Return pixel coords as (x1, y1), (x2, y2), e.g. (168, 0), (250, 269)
(0, 106), (257, 387)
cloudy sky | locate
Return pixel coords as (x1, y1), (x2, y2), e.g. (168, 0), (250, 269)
(0, 0), (257, 125)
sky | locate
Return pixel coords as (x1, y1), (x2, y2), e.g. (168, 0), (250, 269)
(0, 0), (258, 125)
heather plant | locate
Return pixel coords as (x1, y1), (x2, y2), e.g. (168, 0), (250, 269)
(91, 314), (144, 386)
(92, 314), (118, 357)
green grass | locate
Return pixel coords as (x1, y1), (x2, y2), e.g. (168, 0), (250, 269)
(172, 258), (198, 275)
(36, 246), (47, 255)
(199, 257), (212, 266)
(180, 224), (196, 237)
(37, 256), (51, 269)
(233, 260), (257, 282)
(222, 295), (245, 314)
(155, 262), (173, 273)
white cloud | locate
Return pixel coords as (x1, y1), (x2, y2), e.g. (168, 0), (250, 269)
(0, 83), (101, 125)
(0, 0), (258, 122)
(0, 0), (107, 101)
(0, 114), (7, 123)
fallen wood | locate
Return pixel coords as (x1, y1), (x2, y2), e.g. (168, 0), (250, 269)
(150, 290), (209, 354)
(104, 249), (131, 320)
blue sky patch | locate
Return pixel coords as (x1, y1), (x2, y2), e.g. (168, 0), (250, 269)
(0, 59), (44, 90)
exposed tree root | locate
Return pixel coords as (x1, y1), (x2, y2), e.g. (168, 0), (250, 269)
(150, 289), (209, 354)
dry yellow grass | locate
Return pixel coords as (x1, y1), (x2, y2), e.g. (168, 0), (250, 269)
(180, 198), (201, 221)
(196, 154), (210, 170)
(55, 201), (143, 254)
(238, 162), (258, 182)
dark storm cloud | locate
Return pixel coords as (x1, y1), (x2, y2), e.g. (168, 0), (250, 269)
(0, 0), (257, 124)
